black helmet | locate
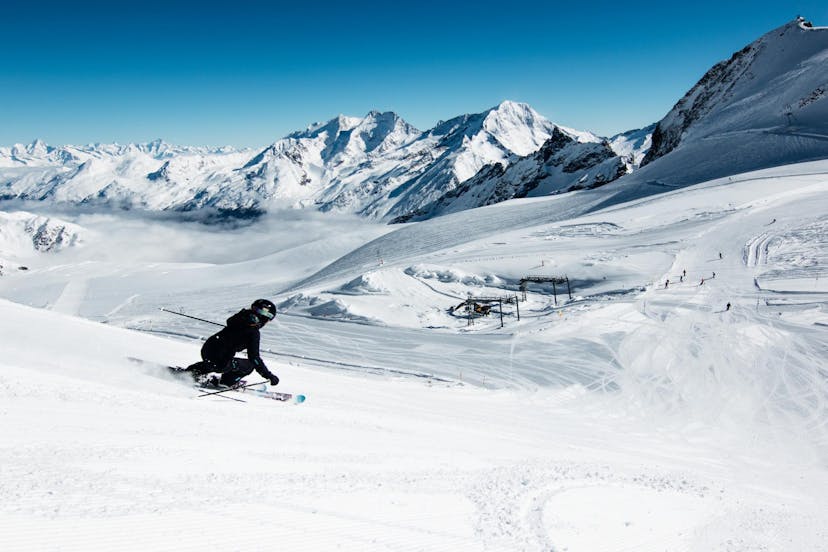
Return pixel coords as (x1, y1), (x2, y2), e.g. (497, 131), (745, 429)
(251, 299), (276, 322)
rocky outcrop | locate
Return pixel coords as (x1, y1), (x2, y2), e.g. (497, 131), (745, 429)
(391, 129), (626, 223)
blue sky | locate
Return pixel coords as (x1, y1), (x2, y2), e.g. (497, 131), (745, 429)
(2, 1), (826, 147)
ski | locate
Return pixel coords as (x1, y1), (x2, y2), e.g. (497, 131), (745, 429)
(190, 374), (306, 404)
(234, 383), (306, 404)
(127, 357), (305, 404)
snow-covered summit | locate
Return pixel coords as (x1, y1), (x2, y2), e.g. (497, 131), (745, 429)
(478, 100), (571, 156)
(324, 101), (599, 220)
(579, 16), (828, 211)
(278, 110), (421, 164)
(290, 114), (365, 139)
(642, 17), (828, 169)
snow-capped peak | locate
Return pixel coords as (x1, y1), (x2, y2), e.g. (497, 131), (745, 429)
(342, 110), (421, 155)
(642, 17), (828, 168)
(290, 114), (365, 140)
(278, 111), (420, 165)
(26, 139), (50, 156)
(481, 101), (558, 156)
(9, 139), (51, 160)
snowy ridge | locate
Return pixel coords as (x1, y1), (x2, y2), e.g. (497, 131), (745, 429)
(609, 123), (656, 167)
(0, 102), (607, 222)
(0, 210), (83, 278)
(0, 140), (254, 215)
(392, 128), (627, 222)
(0, 211), (83, 273)
(569, 17), (828, 215)
(639, 18), (828, 172)
(271, 100), (600, 221)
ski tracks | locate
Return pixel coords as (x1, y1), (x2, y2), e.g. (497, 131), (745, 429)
(50, 277), (89, 316)
(463, 459), (755, 552)
(744, 231), (773, 268)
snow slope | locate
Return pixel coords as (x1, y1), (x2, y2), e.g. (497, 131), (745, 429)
(1, 159), (827, 551)
(627, 18), (828, 195)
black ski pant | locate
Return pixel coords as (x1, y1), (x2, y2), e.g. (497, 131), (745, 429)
(187, 358), (257, 386)
(186, 337), (257, 386)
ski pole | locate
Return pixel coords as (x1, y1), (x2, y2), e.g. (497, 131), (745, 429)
(195, 380), (269, 399)
(160, 308), (225, 327)
(206, 392), (246, 403)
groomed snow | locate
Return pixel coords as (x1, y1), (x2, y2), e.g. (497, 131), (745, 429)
(1, 161), (827, 551)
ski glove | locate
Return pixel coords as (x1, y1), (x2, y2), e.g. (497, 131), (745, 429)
(269, 375), (280, 386)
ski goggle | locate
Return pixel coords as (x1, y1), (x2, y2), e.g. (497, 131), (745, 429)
(255, 307), (275, 320)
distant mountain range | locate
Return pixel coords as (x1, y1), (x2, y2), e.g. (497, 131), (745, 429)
(1, 17), (827, 226)
(0, 101), (627, 223)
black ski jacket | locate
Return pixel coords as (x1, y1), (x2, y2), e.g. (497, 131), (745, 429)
(201, 309), (276, 380)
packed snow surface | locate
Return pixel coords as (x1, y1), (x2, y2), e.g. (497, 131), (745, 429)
(1, 161), (827, 551)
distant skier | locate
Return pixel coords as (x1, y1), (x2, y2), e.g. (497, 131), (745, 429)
(719, 252), (723, 260)
(726, 302), (731, 311)
(664, 279), (670, 289)
(184, 299), (280, 387)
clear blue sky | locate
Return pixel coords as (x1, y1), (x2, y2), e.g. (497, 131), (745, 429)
(2, 1), (826, 147)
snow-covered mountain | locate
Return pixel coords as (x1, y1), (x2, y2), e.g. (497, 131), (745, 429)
(0, 211), (82, 254)
(2, 18), (826, 224)
(392, 128), (626, 223)
(609, 123), (656, 168)
(203, 101), (604, 222)
(314, 101), (602, 221)
(0, 138), (239, 169)
(629, 17), (828, 187)
(0, 211), (83, 274)
(0, 140), (253, 216)
(0, 102), (605, 222)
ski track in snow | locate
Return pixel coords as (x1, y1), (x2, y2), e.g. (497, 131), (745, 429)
(50, 277), (88, 316)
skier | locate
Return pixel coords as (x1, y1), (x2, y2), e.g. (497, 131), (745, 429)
(184, 299), (280, 388)
(664, 279), (670, 289)
(726, 302), (731, 311)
